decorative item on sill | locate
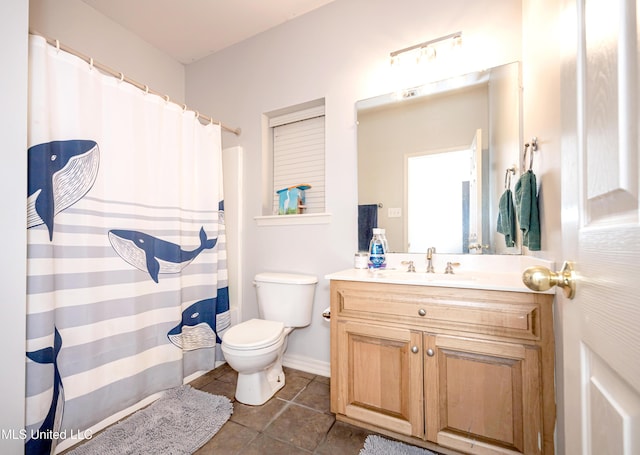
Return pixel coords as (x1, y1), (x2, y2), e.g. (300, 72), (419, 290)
(277, 184), (311, 215)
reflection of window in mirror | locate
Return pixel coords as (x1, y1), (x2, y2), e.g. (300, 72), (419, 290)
(407, 149), (471, 253)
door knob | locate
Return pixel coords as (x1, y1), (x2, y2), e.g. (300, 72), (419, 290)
(522, 261), (576, 299)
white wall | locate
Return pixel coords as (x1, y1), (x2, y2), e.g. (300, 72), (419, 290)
(522, 0), (564, 452)
(29, 0), (185, 103)
(1, 1), (28, 453)
(522, 0), (563, 260)
(185, 0), (523, 369)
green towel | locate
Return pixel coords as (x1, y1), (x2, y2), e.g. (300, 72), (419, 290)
(514, 170), (541, 251)
(497, 188), (516, 247)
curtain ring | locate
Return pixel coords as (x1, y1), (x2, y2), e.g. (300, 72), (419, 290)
(89, 57), (94, 70)
(144, 85), (149, 95)
(182, 104), (187, 112)
(194, 111), (200, 119)
(118, 72), (125, 82)
(55, 39), (60, 53)
(164, 94), (170, 103)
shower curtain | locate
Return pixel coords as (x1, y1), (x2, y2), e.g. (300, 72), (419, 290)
(25, 35), (230, 455)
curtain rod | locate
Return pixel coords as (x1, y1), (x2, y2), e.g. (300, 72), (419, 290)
(29, 31), (241, 136)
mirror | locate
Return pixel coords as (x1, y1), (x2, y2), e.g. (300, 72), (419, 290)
(357, 61), (522, 255)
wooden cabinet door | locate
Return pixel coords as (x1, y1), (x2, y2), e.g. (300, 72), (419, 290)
(335, 320), (424, 438)
(425, 334), (543, 454)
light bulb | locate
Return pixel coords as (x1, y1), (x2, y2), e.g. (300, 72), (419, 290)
(451, 34), (462, 49)
(425, 46), (436, 61)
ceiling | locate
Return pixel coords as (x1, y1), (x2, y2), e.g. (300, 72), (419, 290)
(82, 0), (337, 64)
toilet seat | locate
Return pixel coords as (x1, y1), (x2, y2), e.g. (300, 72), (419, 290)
(222, 319), (284, 351)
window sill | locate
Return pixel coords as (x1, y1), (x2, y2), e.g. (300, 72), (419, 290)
(254, 213), (332, 226)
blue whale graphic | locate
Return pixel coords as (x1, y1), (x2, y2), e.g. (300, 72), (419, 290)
(27, 140), (100, 241)
(108, 227), (217, 283)
(26, 328), (64, 455)
(167, 291), (230, 350)
(167, 296), (226, 350)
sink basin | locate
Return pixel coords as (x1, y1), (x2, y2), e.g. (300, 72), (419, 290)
(326, 259), (557, 293)
(369, 269), (476, 283)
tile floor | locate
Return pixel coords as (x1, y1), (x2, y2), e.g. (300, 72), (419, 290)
(190, 363), (377, 454)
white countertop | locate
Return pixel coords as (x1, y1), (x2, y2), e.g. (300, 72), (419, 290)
(325, 254), (556, 294)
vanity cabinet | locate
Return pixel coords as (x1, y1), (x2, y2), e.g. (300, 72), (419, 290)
(330, 279), (555, 455)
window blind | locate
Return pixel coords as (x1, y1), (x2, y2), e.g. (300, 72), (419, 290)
(272, 114), (325, 214)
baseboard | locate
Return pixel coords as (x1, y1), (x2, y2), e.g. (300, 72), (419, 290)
(282, 353), (330, 378)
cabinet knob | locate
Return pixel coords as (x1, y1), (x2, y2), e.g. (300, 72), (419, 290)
(418, 308), (426, 316)
(426, 348), (435, 357)
(411, 346), (419, 354)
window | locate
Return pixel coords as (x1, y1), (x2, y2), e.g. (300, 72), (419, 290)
(268, 102), (325, 215)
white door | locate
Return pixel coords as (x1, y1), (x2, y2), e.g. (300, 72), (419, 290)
(468, 128), (483, 252)
(562, 0), (640, 453)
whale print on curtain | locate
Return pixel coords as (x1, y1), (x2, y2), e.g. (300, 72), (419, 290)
(25, 35), (230, 454)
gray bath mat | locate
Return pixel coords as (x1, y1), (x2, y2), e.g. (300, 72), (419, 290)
(68, 385), (232, 455)
(360, 435), (440, 455)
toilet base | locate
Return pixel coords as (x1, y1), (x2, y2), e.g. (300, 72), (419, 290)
(235, 363), (285, 406)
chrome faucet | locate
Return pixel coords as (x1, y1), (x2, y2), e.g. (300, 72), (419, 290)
(426, 247), (436, 273)
(468, 243), (487, 252)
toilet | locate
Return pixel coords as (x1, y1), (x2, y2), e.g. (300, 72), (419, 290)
(221, 272), (317, 405)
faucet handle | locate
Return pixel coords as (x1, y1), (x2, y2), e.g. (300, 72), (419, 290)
(444, 262), (461, 274)
(401, 260), (416, 272)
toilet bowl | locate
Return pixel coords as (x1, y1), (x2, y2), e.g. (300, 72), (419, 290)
(221, 272), (317, 406)
(221, 319), (291, 405)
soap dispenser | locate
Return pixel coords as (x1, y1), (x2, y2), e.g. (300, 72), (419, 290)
(378, 228), (388, 254)
(368, 228), (387, 269)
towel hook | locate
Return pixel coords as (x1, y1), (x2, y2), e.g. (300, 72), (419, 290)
(523, 137), (538, 172)
(505, 167), (515, 189)
(522, 143), (534, 173)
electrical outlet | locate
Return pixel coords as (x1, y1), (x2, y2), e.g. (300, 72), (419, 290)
(388, 207), (402, 218)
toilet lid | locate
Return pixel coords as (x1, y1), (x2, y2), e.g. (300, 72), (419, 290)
(254, 272), (318, 285)
(223, 319), (284, 350)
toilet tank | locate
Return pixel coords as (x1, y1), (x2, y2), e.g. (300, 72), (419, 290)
(254, 272), (318, 327)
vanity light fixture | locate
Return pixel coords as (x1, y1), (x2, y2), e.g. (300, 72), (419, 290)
(389, 31), (462, 66)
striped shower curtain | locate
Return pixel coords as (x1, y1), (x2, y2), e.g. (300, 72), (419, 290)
(25, 35), (230, 454)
